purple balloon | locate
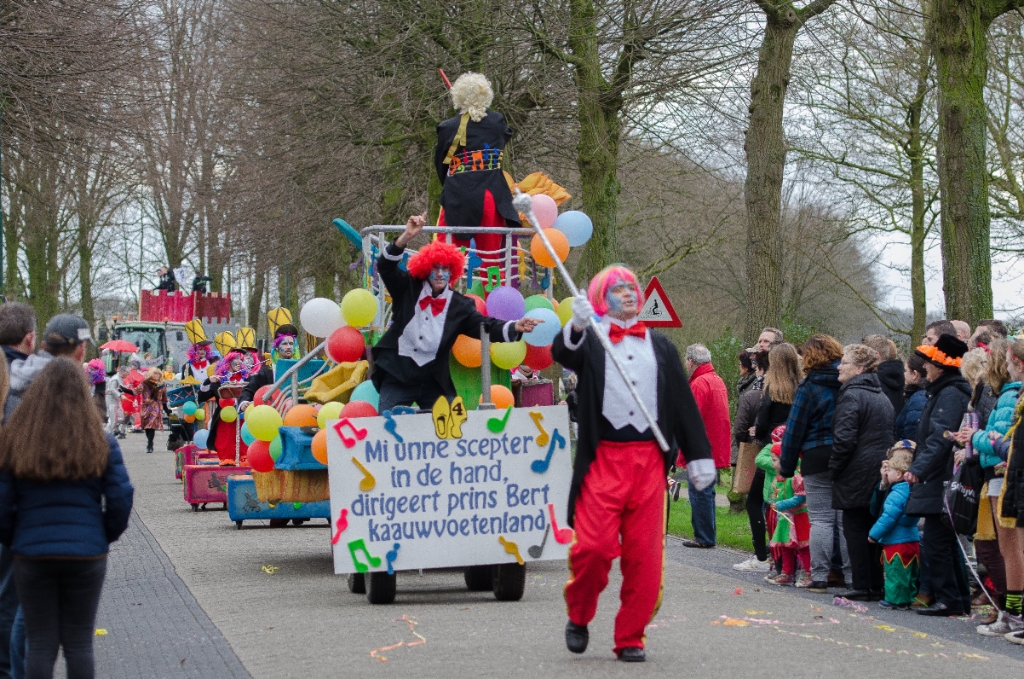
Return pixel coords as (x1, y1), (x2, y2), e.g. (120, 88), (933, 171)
(485, 286), (526, 321)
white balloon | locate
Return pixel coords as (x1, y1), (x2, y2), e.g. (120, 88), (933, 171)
(299, 298), (345, 338)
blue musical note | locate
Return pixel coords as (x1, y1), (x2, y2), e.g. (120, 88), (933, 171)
(530, 429), (566, 473)
(466, 239), (482, 287)
(382, 410), (403, 442)
(385, 542), (401, 575)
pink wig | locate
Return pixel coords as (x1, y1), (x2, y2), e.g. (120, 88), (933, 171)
(406, 240), (465, 282)
(587, 265), (644, 316)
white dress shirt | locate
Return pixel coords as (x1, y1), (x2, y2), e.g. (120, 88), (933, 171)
(398, 281), (453, 366)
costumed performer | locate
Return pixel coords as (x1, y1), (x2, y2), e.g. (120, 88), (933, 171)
(371, 214), (541, 413)
(551, 264), (714, 662)
(435, 72), (519, 274)
(198, 348), (252, 465)
(180, 319), (218, 382)
(238, 322), (300, 411)
(133, 368), (169, 454)
(105, 365), (130, 439)
(235, 327), (262, 374)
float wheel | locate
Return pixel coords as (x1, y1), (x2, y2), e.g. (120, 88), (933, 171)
(347, 573), (366, 594)
(464, 566), (494, 591)
(493, 563), (526, 601)
(366, 572), (397, 604)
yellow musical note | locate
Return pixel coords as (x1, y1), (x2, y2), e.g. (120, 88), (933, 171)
(351, 457), (376, 492)
(529, 411), (550, 446)
(498, 535), (525, 566)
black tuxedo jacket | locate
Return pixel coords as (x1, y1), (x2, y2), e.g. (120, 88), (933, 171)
(552, 325), (712, 526)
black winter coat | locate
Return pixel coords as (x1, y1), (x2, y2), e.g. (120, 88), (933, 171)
(551, 325), (712, 526)
(754, 387), (792, 447)
(876, 359), (905, 417)
(970, 382), (998, 430)
(906, 371), (971, 516)
(830, 373), (895, 510)
(894, 385), (925, 441)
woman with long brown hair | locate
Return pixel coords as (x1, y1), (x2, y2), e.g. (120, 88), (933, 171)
(0, 357), (134, 679)
(134, 367), (168, 454)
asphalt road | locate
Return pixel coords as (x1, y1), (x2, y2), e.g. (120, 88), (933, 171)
(89, 432), (1024, 678)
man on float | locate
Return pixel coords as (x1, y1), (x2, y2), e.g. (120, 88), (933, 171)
(372, 214), (541, 413)
(435, 72), (519, 275)
(238, 322), (299, 411)
(551, 265), (715, 663)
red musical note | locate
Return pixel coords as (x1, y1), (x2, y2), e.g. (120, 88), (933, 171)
(333, 417), (368, 448)
(547, 503), (574, 544)
(330, 508), (349, 544)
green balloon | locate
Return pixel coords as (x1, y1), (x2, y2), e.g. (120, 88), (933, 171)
(469, 279), (485, 298)
(269, 435), (283, 461)
(524, 295), (555, 313)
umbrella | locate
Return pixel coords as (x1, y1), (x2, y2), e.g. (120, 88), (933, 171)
(100, 339), (138, 353)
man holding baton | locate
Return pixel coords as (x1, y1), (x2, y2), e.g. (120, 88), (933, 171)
(551, 265), (714, 662)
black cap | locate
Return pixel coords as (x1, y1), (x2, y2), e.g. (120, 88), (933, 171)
(43, 314), (92, 348)
(274, 324), (298, 339)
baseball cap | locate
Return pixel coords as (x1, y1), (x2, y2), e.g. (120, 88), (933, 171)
(43, 314), (93, 348)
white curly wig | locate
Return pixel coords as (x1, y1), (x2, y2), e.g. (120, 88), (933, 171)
(450, 72), (493, 122)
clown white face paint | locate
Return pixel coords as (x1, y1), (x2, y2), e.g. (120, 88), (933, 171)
(278, 337), (295, 359)
(428, 265), (452, 294)
(605, 280), (639, 320)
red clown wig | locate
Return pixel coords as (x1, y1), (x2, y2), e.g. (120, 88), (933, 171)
(587, 264), (644, 316)
(406, 240), (466, 282)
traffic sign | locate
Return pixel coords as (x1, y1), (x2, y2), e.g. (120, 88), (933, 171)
(638, 276), (681, 327)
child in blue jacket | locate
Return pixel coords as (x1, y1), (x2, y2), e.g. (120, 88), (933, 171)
(869, 442), (920, 609)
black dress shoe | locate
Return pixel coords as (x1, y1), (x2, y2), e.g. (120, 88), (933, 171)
(681, 539), (714, 548)
(565, 621), (589, 654)
(838, 589), (873, 601)
(915, 602), (964, 617)
(618, 647), (645, 662)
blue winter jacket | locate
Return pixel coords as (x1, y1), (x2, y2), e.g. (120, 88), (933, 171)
(0, 435), (134, 557)
(972, 382), (1021, 469)
(894, 386), (926, 442)
(780, 363), (841, 478)
(868, 481), (919, 545)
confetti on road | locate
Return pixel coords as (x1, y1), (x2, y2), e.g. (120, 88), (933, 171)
(733, 587), (743, 595)
(832, 596), (868, 613)
(261, 565), (280, 575)
(875, 625), (896, 632)
(95, 629), (108, 636)
(769, 627), (988, 660)
(370, 615), (427, 662)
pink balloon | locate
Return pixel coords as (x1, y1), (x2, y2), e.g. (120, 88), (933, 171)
(531, 194), (558, 229)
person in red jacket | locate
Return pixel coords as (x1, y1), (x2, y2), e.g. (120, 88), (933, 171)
(678, 344), (732, 548)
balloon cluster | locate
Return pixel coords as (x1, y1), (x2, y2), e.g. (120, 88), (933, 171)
(299, 288), (378, 365)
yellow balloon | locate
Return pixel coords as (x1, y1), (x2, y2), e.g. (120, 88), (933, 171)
(557, 297), (575, 326)
(490, 341), (527, 370)
(341, 288), (377, 327)
(247, 405), (283, 442)
(317, 401), (344, 430)
(194, 408), (206, 422)
(220, 406), (238, 423)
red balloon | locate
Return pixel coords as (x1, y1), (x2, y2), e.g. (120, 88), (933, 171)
(340, 400), (377, 419)
(524, 343), (553, 371)
(253, 385), (272, 406)
(465, 293), (487, 316)
(247, 439), (275, 472)
(219, 398), (236, 408)
(326, 326), (366, 363)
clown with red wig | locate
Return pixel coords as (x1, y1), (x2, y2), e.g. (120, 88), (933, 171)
(551, 264), (714, 662)
(371, 214), (542, 412)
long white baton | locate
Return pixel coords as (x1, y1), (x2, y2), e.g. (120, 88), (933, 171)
(511, 189), (670, 453)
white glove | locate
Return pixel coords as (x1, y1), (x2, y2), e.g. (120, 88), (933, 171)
(571, 295), (594, 330)
(687, 458), (716, 491)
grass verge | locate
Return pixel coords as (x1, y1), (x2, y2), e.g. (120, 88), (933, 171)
(666, 484), (754, 552)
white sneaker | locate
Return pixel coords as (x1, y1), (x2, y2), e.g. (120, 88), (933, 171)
(732, 557), (771, 572)
(978, 612), (1023, 637)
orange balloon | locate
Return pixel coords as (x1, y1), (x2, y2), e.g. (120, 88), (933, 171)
(530, 229), (569, 268)
(453, 335), (482, 368)
(481, 384), (515, 409)
(183, 414), (195, 423)
(283, 404), (318, 427)
(311, 429), (329, 465)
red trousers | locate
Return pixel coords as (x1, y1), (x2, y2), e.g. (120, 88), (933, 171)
(438, 189), (507, 277)
(564, 440), (666, 653)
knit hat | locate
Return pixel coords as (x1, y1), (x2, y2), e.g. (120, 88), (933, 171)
(887, 438), (916, 459)
(915, 333), (968, 369)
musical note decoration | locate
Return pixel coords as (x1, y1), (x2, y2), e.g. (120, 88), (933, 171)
(330, 507), (349, 545)
(539, 267), (551, 290)
(530, 428), (566, 473)
(431, 396), (467, 440)
(466, 241), (482, 288)
(483, 266), (502, 292)
(382, 410), (403, 442)
(351, 457), (376, 492)
(391, 406), (416, 415)
(486, 406), (513, 434)
(385, 543), (401, 575)
(528, 410), (549, 446)
(497, 535), (525, 566)
(547, 503), (574, 544)
(527, 525), (550, 559)
(333, 417), (368, 448)
(348, 538), (382, 573)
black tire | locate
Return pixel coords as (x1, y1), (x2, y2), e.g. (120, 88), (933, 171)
(366, 572), (397, 604)
(347, 573), (366, 594)
(464, 565), (494, 591)
(492, 563), (526, 601)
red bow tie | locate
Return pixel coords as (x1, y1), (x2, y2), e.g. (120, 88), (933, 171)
(418, 295), (448, 316)
(609, 322), (647, 344)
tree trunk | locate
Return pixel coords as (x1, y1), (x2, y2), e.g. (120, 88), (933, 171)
(933, 0), (995, 324)
(744, 13), (800, 342)
(907, 44), (929, 343)
(248, 266), (265, 330)
(78, 236), (95, 329)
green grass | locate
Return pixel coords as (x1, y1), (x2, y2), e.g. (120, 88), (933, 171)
(666, 482), (755, 552)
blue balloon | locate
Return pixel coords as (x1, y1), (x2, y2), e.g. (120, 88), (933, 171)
(350, 380), (380, 409)
(193, 429), (210, 450)
(240, 422), (255, 446)
(553, 211), (593, 247)
(523, 308), (561, 347)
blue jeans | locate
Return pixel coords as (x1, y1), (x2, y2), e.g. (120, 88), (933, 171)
(688, 480), (716, 546)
